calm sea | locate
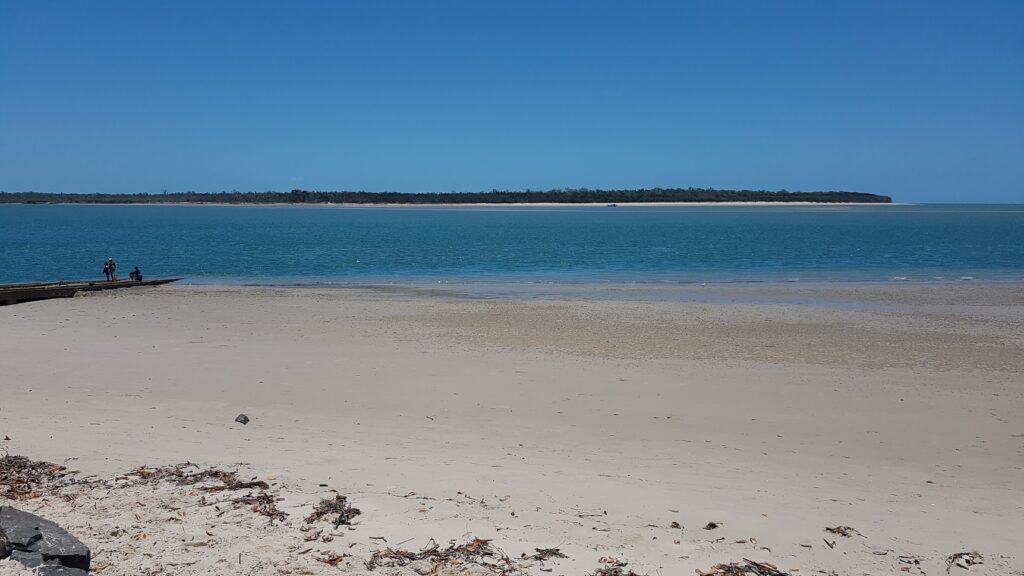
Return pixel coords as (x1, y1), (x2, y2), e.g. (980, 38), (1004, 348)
(1, 204), (1022, 285)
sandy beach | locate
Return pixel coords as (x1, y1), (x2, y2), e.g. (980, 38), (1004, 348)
(1, 282), (1021, 575)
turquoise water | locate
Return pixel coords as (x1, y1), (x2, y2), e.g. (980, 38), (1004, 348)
(1, 204), (1023, 285)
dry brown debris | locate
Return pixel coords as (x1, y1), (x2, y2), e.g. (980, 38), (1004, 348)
(946, 551), (983, 572)
(697, 559), (791, 576)
(234, 491), (288, 522)
(315, 552), (349, 567)
(124, 463), (269, 491)
(366, 537), (518, 575)
(524, 548), (567, 561)
(122, 463), (285, 521)
(824, 525), (861, 538)
(591, 567), (641, 576)
(305, 494), (361, 528)
(587, 557), (640, 576)
(0, 454), (75, 500)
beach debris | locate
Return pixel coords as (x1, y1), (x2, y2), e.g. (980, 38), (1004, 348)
(124, 463), (283, 521)
(704, 521), (721, 530)
(366, 537), (518, 575)
(898, 555), (923, 569)
(588, 558), (640, 576)
(591, 566), (641, 576)
(125, 463), (268, 491)
(305, 494), (361, 528)
(0, 455), (75, 500)
(825, 525), (861, 537)
(697, 558), (792, 575)
(234, 414), (250, 425)
(946, 551), (983, 572)
(524, 548), (567, 561)
(233, 491), (287, 522)
(0, 506), (91, 573)
(671, 521), (682, 529)
(315, 552), (348, 567)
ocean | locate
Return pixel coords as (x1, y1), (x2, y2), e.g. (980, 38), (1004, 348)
(1, 203), (1022, 286)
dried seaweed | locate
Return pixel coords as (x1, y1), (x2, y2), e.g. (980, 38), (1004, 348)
(122, 463), (284, 522)
(824, 525), (861, 538)
(591, 567), (641, 576)
(698, 558), (792, 576)
(316, 552), (348, 567)
(0, 455), (74, 500)
(946, 551), (983, 573)
(525, 548), (567, 561)
(232, 491), (288, 522)
(305, 494), (361, 528)
(124, 463), (268, 491)
(366, 537), (519, 575)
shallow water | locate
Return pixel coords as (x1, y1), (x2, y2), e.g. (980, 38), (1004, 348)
(2, 203), (1023, 285)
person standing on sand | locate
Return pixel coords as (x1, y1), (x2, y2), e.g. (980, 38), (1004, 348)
(103, 259), (111, 281)
(107, 258), (117, 281)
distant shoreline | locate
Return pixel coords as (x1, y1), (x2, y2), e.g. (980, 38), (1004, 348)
(4, 201), (896, 207)
(0, 188), (893, 205)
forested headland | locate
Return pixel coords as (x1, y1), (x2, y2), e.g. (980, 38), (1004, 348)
(0, 188), (891, 204)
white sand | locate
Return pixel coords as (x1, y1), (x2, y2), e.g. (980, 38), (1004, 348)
(1, 283), (1021, 575)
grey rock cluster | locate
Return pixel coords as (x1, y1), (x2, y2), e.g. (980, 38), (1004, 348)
(0, 506), (90, 574)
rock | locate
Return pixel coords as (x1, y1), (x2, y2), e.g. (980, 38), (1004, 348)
(235, 414), (250, 425)
(9, 549), (44, 568)
(0, 507), (90, 571)
(0, 528), (10, 559)
(36, 567), (89, 576)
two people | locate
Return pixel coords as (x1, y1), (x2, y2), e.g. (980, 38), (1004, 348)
(103, 258), (117, 281)
(102, 258), (142, 282)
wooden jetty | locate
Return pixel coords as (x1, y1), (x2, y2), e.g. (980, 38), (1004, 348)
(0, 278), (180, 306)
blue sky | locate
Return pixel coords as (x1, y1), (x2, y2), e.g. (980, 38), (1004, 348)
(1, 1), (1021, 202)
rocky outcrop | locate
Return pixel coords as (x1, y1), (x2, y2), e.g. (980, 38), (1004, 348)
(0, 506), (89, 574)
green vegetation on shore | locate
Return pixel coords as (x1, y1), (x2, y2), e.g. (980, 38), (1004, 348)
(0, 188), (891, 204)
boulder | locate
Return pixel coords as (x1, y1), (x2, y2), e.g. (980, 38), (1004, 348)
(0, 528), (10, 559)
(9, 549), (44, 568)
(0, 506), (90, 571)
(37, 567), (89, 576)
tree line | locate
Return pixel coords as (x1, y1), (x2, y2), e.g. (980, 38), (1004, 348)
(0, 188), (891, 204)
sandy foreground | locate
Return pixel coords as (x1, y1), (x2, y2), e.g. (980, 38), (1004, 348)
(1, 282), (1021, 575)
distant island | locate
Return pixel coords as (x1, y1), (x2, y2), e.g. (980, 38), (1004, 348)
(0, 188), (891, 204)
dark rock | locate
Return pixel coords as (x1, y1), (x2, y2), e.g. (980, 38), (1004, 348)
(235, 414), (250, 425)
(36, 566), (89, 576)
(0, 506), (90, 571)
(9, 549), (44, 568)
(0, 528), (10, 559)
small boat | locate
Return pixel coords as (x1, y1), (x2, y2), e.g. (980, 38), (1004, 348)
(0, 278), (181, 306)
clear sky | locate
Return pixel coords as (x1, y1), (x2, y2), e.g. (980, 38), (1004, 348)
(1, 1), (1021, 202)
